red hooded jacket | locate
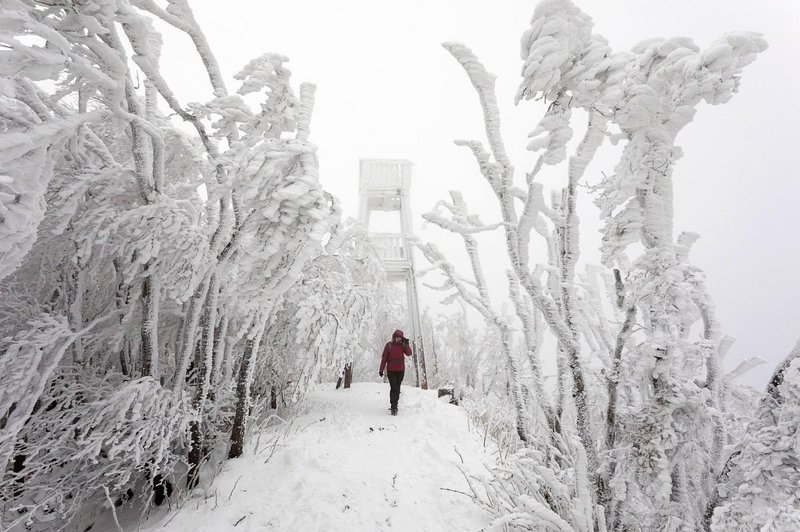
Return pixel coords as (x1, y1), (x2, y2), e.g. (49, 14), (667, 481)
(380, 329), (412, 372)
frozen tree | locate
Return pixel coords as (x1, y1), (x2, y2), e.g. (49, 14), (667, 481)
(415, 232), (530, 443)
(422, 0), (767, 529)
(425, 310), (500, 395)
(0, 0), (340, 527)
(182, 52), (338, 471)
(587, 22), (768, 532)
(255, 222), (387, 405)
(421, 37), (609, 527)
(436, 36), (608, 498)
(0, 3), (200, 524)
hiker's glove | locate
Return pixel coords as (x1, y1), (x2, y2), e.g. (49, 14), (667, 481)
(379, 371), (383, 377)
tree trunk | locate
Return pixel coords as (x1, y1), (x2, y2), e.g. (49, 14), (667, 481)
(187, 421), (203, 490)
(343, 363), (352, 389)
(429, 324), (439, 387)
(411, 347), (421, 388)
(229, 320), (266, 459)
(174, 274), (211, 390)
(213, 315), (229, 387)
(187, 274), (218, 488)
(140, 274), (160, 379)
(499, 324), (528, 443)
(606, 272), (636, 450)
(11, 451), (26, 498)
(417, 344), (428, 390)
(68, 266), (86, 367)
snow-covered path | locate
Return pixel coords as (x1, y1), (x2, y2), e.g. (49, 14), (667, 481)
(143, 383), (493, 531)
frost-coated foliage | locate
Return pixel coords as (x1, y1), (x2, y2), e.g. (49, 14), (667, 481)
(257, 222), (387, 400)
(419, 0), (768, 530)
(2, 372), (193, 528)
(712, 341), (800, 531)
(0, 1), (344, 528)
(423, 311), (504, 395)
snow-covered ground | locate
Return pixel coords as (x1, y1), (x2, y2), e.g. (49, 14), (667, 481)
(141, 383), (493, 531)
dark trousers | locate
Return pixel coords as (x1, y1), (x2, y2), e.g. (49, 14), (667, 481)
(387, 371), (404, 409)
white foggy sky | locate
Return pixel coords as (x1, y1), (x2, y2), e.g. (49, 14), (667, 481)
(155, 0), (799, 389)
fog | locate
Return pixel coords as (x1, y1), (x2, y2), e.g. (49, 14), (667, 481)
(156, 0), (800, 389)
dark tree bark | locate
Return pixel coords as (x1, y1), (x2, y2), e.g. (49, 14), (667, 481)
(140, 274), (159, 378)
(766, 339), (800, 405)
(606, 270), (636, 450)
(187, 422), (203, 489)
(343, 363), (352, 389)
(229, 321), (264, 459)
(187, 275), (218, 488)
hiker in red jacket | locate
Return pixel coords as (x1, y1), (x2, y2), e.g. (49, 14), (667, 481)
(379, 329), (413, 415)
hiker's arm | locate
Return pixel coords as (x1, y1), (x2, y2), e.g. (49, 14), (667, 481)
(380, 344), (389, 372)
(404, 343), (412, 357)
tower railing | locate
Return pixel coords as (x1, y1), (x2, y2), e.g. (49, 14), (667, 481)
(359, 159), (412, 191)
(370, 233), (406, 261)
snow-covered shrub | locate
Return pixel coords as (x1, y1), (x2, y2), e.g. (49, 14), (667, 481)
(712, 341), (800, 531)
(256, 222), (387, 401)
(426, 312), (502, 396)
(1, 370), (192, 530)
(469, 438), (595, 532)
(460, 387), (523, 456)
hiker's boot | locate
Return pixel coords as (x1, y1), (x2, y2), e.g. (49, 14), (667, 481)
(391, 406), (398, 416)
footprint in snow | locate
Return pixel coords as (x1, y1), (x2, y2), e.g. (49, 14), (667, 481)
(384, 473), (399, 508)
